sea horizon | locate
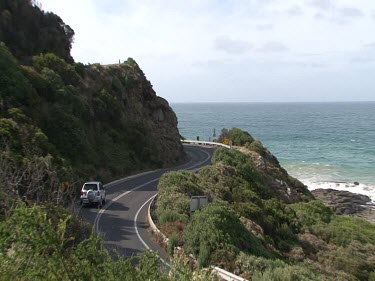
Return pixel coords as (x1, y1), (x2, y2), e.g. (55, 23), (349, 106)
(171, 100), (375, 104)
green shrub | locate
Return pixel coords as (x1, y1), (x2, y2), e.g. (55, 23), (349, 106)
(252, 264), (321, 281)
(0, 203), (214, 281)
(218, 127), (254, 146)
(291, 200), (375, 247)
(157, 192), (191, 218)
(211, 148), (270, 198)
(74, 62), (86, 77)
(33, 53), (80, 86)
(168, 233), (179, 257)
(184, 201), (271, 268)
(156, 171), (203, 218)
(318, 241), (375, 281)
(159, 210), (189, 224)
(0, 43), (34, 107)
(314, 215), (375, 246)
(289, 200), (332, 230)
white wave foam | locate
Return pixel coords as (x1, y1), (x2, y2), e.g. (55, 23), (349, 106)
(303, 181), (375, 202)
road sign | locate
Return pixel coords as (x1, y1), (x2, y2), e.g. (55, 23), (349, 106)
(190, 196), (208, 213)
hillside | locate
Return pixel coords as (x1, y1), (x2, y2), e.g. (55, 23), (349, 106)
(156, 128), (375, 280)
(0, 0), (185, 211)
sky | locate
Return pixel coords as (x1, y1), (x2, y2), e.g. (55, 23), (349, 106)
(39, 0), (375, 103)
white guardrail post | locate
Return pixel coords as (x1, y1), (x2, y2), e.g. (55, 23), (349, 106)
(181, 139), (231, 149)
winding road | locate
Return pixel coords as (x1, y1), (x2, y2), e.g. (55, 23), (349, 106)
(80, 145), (215, 261)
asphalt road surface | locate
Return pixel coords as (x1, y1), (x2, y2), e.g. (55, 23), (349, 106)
(79, 145), (215, 262)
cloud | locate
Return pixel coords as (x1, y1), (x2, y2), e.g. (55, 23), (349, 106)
(286, 6), (303, 17)
(309, 0), (331, 11)
(256, 23), (273, 30)
(312, 6), (364, 25)
(214, 36), (253, 54)
(338, 7), (364, 18)
(363, 42), (375, 49)
(258, 41), (289, 53)
(351, 42), (375, 64)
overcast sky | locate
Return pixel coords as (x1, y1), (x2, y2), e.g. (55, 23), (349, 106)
(39, 0), (375, 102)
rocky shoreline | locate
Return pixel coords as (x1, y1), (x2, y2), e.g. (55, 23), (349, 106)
(312, 188), (375, 224)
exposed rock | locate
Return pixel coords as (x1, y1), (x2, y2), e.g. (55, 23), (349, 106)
(285, 245), (305, 262)
(298, 233), (335, 253)
(236, 146), (314, 203)
(311, 188), (371, 215)
(240, 217), (264, 237)
(83, 60), (186, 169)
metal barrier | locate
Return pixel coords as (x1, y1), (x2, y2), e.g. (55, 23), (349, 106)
(212, 267), (247, 281)
(181, 140), (231, 149)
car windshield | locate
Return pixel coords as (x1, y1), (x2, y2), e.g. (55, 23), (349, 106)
(83, 183), (98, 191)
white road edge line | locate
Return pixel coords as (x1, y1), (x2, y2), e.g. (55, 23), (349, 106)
(94, 147), (211, 262)
(94, 178), (159, 233)
(134, 194), (171, 267)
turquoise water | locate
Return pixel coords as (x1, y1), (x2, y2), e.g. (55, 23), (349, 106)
(171, 102), (375, 200)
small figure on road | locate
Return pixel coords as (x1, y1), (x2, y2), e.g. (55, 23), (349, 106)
(229, 140), (233, 149)
(197, 136), (200, 141)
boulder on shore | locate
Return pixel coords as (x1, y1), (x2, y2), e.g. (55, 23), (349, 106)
(312, 188), (375, 223)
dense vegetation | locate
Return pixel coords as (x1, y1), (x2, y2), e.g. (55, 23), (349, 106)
(156, 128), (375, 280)
(0, 203), (217, 281)
(0, 0), (74, 63)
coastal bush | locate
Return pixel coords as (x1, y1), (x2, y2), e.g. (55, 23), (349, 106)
(317, 241), (375, 281)
(157, 171), (203, 218)
(218, 128), (254, 146)
(291, 200), (375, 247)
(251, 264), (321, 281)
(211, 148), (270, 198)
(289, 200), (332, 230)
(168, 232), (179, 256)
(0, 43), (34, 107)
(0, 203), (215, 281)
(235, 252), (286, 275)
(33, 53), (80, 86)
(314, 215), (375, 246)
(184, 201), (271, 268)
(158, 210), (189, 224)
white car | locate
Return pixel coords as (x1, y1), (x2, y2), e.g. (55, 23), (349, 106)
(80, 181), (106, 207)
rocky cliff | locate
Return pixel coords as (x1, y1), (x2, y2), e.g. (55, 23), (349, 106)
(81, 60), (186, 169)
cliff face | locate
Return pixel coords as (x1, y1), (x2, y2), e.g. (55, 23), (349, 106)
(81, 60), (186, 168)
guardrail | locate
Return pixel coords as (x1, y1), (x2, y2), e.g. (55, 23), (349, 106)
(147, 196), (247, 281)
(181, 139), (231, 149)
(212, 267), (247, 281)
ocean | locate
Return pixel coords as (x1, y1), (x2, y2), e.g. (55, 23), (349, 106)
(171, 102), (375, 202)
